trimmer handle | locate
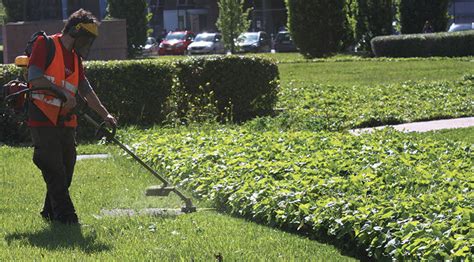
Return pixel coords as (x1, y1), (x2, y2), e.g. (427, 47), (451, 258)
(96, 121), (117, 141)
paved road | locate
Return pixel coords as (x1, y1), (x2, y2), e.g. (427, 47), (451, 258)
(76, 154), (110, 160)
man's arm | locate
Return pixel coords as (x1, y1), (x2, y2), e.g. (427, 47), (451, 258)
(28, 65), (76, 109)
(78, 78), (117, 126)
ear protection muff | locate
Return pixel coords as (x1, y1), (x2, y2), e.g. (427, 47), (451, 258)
(69, 22), (99, 38)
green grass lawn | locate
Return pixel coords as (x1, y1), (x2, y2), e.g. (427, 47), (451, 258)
(0, 145), (355, 261)
(414, 126), (474, 144)
(278, 59), (474, 86)
(150, 53), (474, 86)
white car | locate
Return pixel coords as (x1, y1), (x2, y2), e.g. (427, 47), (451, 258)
(448, 23), (474, 32)
(187, 33), (225, 55)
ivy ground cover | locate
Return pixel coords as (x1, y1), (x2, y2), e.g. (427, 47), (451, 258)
(121, 126), (473, 260)
(274, 78), (474, 131)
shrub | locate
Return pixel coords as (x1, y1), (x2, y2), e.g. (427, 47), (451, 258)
(400, 0), (449, 34)
(171, 56), (279, 123)
(0, 61), (174, 142)
(371, 31), (474, 57)
(286, 0), (351, 58)
(107, 0), (148, 58)
(2, 0), (25, 22)
(84, 60), (174, 125)
(355, 0), (394, 52)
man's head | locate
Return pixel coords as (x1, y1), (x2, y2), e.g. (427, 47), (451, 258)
(62, 9), (99, 59)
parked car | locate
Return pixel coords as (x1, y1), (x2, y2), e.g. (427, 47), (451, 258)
(187, 33), (225, 55)
(448, 23), (474, 32)
(235, 31), (271, 53)
(141, 37), (159, 56)
(159, 31), (195, 55)
(273, 31), (297, 52)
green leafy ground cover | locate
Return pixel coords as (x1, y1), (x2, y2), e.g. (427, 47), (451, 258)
(0, 145), (354, 261)
(272, 56), (474, 131)
(274, 79), (473, 131)
(120, 126), (473, 260)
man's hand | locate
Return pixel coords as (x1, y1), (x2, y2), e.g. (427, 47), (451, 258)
(104, 113), (117, 128)
(62, 91), (77, 111)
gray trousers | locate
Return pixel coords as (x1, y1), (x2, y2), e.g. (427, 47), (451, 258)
(30, 127), (77, 220)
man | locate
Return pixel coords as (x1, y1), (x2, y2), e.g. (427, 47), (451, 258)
(27, 9), (117, 224)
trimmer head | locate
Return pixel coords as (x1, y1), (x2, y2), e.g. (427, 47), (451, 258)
(145, 185), (197, 213)
(181, 205), (197, 213)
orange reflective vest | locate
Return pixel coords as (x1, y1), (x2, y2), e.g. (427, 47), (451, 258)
(30, 34), (79, 127)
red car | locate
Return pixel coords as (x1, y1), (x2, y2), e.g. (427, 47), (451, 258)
(158, 31), (195, 55)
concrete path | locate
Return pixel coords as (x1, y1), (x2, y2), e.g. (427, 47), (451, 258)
(350, 117), (474, 135)
(76, 154), (111, 161)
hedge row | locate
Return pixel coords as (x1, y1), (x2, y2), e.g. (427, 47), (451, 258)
(371, 31), (474, 57)
(173, 56), (279, 123)
(0, 56), (279, 143)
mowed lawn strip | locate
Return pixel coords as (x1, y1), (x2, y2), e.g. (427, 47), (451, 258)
(279, 58), (474, 86)
(0, 145), (355, 261)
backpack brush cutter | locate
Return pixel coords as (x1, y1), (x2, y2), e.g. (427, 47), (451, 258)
(2, 77), (197, 214)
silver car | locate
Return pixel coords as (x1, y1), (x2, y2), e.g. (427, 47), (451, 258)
(187, 33), (225, 55)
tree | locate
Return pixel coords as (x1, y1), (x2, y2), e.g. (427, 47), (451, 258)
(216, 0), (251, 54)
(400, 0), (449, 34)
(286, 0), (350, 58)
(2, 0), (25, 22)
(107, 0), (148, 58)
(355, 0), (393, 52)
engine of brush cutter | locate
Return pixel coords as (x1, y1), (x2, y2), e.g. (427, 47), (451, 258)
(1, 79), (29, 116)
(0, 79), (30, 143)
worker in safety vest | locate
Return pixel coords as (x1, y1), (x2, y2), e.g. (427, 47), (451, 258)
(27, 9), (117, 225)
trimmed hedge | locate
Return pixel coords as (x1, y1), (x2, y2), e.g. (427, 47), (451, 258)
(85, 60), (174, 125)
(0, 56), (279, 143)
(172, 56), (279, 123)
(371, 31), (474, 57)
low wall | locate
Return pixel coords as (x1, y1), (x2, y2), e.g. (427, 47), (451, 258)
(2, 19), (127, 64)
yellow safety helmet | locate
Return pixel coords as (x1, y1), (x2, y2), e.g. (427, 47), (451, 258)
(74, 22), (99, 37)
(14, 55), (29, 67)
